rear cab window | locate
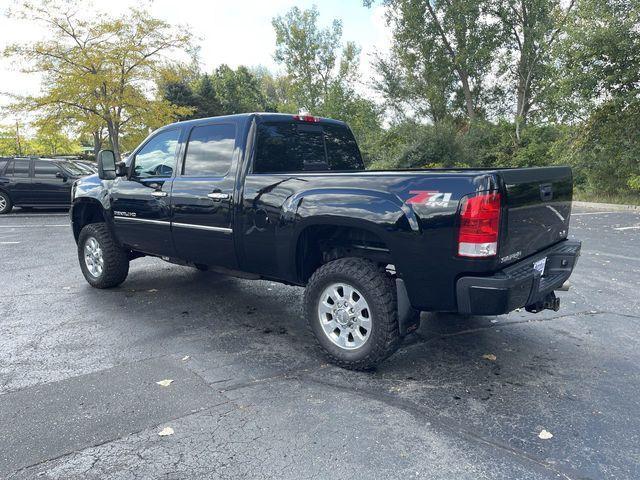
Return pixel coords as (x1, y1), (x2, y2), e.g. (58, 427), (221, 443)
(253, 121), (364, 173)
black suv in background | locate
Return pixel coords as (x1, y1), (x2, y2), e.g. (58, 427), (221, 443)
(0, 157), (86, 214)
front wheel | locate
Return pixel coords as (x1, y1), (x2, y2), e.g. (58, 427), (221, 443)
(78, 223), (129, 288)
(304, 257), (401, 370)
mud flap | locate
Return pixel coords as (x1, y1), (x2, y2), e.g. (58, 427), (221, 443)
(396, 278), (420, 335)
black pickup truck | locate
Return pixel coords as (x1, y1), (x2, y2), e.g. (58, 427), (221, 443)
(70, 113), (581, 369)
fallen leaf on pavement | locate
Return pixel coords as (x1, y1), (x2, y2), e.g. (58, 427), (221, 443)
(181, 355), (190, 361)
(156, 379), (174, 387)
(482, 354), (497, 361)
(158, 427), (174, 436)
(148, 289), (158, 293)
(538, 429), (553, 440)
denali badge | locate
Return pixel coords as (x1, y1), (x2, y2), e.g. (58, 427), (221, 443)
(406, 191), (452, 207)
(114, 211), (136, 217)
(500, 251), (522, 263)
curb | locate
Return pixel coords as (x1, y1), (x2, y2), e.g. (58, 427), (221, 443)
(573, 201), (640, 212)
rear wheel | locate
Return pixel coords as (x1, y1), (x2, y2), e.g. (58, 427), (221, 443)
(304, 257), (401, 370)
(78, 223), (129, 288)
(0, 191), (13, 214)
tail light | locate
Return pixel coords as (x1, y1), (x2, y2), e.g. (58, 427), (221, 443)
(457, 192), (501, 257)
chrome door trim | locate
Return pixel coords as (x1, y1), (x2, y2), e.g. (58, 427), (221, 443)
(114, 217), (170, 226)
(172, 222), (232, 233)
(113, 216), (232, 233)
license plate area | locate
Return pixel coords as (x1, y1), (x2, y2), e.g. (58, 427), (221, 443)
(533, 257), (547, 276)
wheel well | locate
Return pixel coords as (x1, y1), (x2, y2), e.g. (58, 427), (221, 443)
(72, 201), (106, 241)
(296, 225), (393, 283)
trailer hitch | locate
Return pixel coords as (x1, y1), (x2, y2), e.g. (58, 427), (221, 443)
(525, 292), (560, 313)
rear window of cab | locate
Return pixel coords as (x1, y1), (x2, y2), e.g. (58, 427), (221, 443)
(253, 122), (364, 173)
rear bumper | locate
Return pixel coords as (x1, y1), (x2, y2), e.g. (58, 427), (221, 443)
(456, 240), (581, 315)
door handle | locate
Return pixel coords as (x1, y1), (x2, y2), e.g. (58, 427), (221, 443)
(151, 191), (168, 198)
(207, 192), (230, 201)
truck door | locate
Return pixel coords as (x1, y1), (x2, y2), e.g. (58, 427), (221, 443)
(170, 122), (238, 269)
(110, 128), (181, 257)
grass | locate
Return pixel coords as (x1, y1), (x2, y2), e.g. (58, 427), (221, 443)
(573, 190), (640, 206)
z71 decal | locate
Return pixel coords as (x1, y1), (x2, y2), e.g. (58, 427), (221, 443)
(406, 191), (452, 207)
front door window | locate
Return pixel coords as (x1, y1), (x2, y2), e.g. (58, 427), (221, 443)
(132, 129), (180, 179)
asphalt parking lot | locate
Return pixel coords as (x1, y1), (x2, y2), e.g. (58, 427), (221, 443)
(1, 206), (639, 479)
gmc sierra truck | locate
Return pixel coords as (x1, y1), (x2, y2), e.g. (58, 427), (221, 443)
(70, 113), (581, 369)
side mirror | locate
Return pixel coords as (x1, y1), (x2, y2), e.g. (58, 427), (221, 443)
(55, 171), (68, 181)
(97, 150), (117, 180)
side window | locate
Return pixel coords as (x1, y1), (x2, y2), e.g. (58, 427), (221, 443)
(0, 159), (8, 175)
(12, 160), (31, 178)
(132, 129), (180, 179)
(183, 124), (236, 177)
(34, 161), (61, 178)
(324, 124), (364, 170)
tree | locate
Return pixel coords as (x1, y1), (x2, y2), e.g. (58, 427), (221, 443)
(552, 0), (640, 195)
(372, 0), (502, 122)
(212, 65), (275, 114)
(272, 6), (359, 112)
(496, 0), (575, 140)
(4, 1), (192, 160)
(194, 73), (223, 118)
(271, 6), (383, 161)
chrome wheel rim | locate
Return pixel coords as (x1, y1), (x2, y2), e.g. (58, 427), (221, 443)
(317, 282), (372, 350)
(84, 237), (104, 277)
(0, 195), (6, 211)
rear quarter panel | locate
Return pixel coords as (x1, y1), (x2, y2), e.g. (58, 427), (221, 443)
(239, 170), (501, 311)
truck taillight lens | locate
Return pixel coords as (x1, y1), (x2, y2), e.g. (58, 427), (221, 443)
(458, 192), (501, 257)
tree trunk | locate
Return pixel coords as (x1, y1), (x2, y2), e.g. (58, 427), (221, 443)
(105, 119), (121, 161)
(92, 130), (103, 158)
(15, 121), (22, 156)
(459, 72), (476, 121)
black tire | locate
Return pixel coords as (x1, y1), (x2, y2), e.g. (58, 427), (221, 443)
(0, 191), (13, 214)
(78, 223), (129, 288)
(304, 257), (401, 370)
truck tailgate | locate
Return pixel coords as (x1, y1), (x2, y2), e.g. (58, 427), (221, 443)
(498, 167), (573, 264)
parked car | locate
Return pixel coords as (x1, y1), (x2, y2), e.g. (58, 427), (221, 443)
(0, 157), (84, 214)
(69, 113), (581, 369)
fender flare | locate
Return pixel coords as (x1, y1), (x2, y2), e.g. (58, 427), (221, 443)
(280, 188), (420, 283)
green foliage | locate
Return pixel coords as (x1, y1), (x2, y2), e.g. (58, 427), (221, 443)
(373, 0), (503, 122)
(4, 1), (193, 160)
(272, 6), (345, 111)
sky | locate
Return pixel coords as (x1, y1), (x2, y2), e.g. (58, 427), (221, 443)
(0, 0), (391, 127)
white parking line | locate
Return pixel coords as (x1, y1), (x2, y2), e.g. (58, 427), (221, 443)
(0, 224), (68, 228)
(571, 211), (622, 216)
(0, 241), (20, 244)
(614, 225), (640, 231)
